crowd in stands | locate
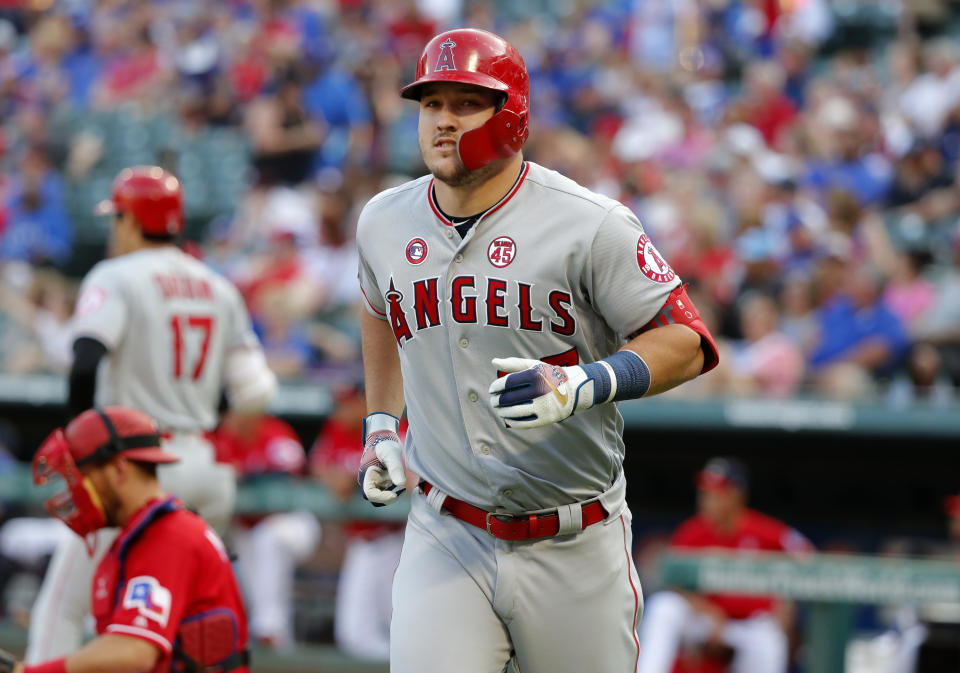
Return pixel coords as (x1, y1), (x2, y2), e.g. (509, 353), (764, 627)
(2, 0), (960, 407)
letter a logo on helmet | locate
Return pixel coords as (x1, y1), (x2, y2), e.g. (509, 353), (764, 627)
(436, 39), (457, 71)
(402, 28), (530, 171)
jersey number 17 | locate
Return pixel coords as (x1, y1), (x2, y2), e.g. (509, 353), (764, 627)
(170, 314), (215, 380)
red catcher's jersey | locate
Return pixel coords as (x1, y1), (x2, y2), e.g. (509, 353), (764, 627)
(91, 497), (249, 673)
(669, 509), (813, 619)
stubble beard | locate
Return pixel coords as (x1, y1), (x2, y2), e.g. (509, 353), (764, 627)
(427, 152), (506, 189)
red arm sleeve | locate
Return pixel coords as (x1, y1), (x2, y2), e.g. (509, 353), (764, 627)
(632, 284), (720, 374)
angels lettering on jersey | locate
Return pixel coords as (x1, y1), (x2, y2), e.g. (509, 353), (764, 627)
(383, 276), (575, 347)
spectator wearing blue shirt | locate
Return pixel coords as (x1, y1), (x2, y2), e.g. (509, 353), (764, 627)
(301, 56), (373, 172)
(809, 263), (910, 393)
(0, 145), (73, 266)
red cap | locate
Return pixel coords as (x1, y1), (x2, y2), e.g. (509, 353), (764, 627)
(945, 495), (960, 517)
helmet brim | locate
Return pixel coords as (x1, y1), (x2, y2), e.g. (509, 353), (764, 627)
(400, 69), (510, 101)
(94, 198), (117, 216)
(124, 447), (180, 464)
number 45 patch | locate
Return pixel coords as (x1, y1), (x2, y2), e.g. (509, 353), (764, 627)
(124, 576), (172, 627)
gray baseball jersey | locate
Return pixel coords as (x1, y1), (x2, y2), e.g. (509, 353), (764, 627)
(71, 246), (260, 432)
(357, 161), (680, 512)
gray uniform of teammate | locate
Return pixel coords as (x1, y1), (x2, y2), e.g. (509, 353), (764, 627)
(27, 168), (276, 663)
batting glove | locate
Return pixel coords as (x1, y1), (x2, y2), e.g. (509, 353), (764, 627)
(489, 357), (610, 429)
(358, 413), (405, 506)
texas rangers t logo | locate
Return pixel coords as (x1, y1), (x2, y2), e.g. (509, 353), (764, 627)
(435, 39), (457, 71)
(123, 576), (172, 627)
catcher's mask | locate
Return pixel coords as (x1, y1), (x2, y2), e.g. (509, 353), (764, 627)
(32, 407), (178, 554)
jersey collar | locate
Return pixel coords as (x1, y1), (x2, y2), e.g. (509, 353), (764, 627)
(428, 161), (530, 227)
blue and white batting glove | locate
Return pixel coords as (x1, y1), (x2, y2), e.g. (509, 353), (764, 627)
(489, 357), (613, 429)
(358, 413), (405, 506)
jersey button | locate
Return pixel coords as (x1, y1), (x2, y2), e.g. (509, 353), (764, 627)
(468, 391), (479, 403)
(502, 489), (513, 497)
(445, 229), (453, 238)
(480, 444), (490, 454)
(454, 254), (464, 263)
(459, 338), (469, 348)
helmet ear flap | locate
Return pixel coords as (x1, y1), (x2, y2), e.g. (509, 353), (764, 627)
(458, 109), (527, 170)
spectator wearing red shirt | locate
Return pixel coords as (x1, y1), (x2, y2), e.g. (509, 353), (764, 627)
(636, 457), (812, 673)
(212, 412), (321, 651)
(309, 382), (412, 661)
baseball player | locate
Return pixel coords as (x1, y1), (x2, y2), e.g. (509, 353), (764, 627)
(25, 166), (277, 662)
(636, 457), (813, 673)
(0, 406), (249, 673)
(355, 28), (719, 673)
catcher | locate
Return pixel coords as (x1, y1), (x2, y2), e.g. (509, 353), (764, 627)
(1, 406), (249, 673)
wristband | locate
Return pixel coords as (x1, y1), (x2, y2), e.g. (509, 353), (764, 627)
(581, 350), (651, 405)
(362, 412), (400, 444)
(24, 658), (68, 673)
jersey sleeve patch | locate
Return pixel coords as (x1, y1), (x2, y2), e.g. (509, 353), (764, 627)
(123, 576), (172, 627)
(636, 234), (675, 283)
(75, 286), (107, 317)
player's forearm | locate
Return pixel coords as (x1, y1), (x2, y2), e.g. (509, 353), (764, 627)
(621, 323), (705, 396)
(67, 337), (108, 420)
(360, 310), (405, 417)
(19, 634), (160, 673)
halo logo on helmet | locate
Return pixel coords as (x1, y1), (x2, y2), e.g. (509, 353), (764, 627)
(31, 407), (179, 555)
(402, 28), (530, 171)
(436, 39), (457, 71)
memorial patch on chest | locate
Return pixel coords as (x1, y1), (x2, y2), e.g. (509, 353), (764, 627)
(487, 236), (516, 268)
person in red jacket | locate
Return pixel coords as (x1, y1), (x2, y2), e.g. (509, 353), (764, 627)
(9, 406), (249, 673)
(636, 456), (812, 673)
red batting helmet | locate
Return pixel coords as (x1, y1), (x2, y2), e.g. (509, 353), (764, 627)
(95, 166), (184, 237)
(401, 28), (530, 170)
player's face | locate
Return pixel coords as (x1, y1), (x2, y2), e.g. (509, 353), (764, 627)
(417, 83), (502, 187)
(79, 463), (122, 527)
(697, 487), (742, 526)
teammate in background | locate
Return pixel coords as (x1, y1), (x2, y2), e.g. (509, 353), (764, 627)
(636, 457), (813, 673)
(2, 406), (249, 673)
(26, 166), (277, 662)
(355, 28), (719, 672)
(309, 382), (409, 660)
(212, 412), (321, 650)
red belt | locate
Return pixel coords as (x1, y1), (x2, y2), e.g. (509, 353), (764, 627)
(421, 481), (607, 541)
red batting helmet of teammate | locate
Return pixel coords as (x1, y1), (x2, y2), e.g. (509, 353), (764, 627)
(95, 165), (184, 237)
(32, 406), (178, 553)
(401, 28), (530, 170)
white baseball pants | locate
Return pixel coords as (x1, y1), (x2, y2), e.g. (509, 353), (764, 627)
(231, 510), (321, 648)
(390, 488), (644, 673)
(333, 529), (404, 660)
(635, 590), (788, 673)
